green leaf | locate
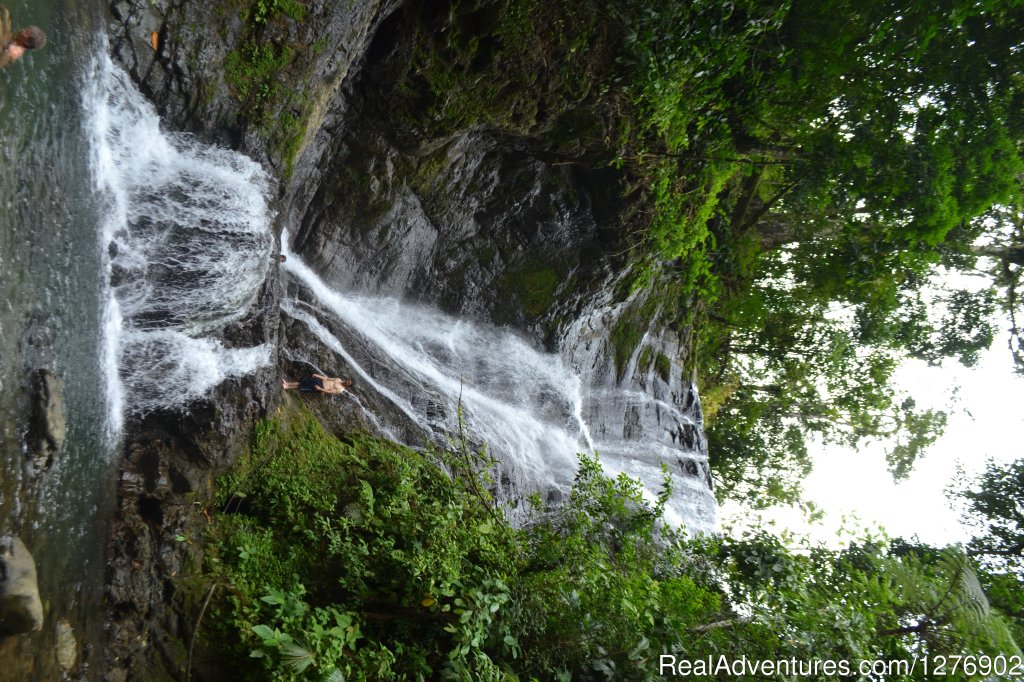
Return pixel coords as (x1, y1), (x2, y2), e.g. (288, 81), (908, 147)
(251, 624), (275, 641)
(261, 591), (285, 605)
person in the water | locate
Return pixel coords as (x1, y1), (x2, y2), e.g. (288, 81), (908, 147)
(0, 8), (46, 68)
(282, 374), (352, 395)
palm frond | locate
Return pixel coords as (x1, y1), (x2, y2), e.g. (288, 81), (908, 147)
(280, 640), (315, 674)
(322, 668), (345, 682)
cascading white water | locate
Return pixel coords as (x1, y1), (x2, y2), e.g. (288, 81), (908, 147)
(282, 237), (586, 489)
(84, 54), (273, 430)
(282, 232), (716, 532)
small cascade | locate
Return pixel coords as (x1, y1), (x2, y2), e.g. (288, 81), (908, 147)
(282, 238), (586, 496)
(84, 54), (274, 429)
(282, 232), (717, 533)
(562, 306), (717, 531)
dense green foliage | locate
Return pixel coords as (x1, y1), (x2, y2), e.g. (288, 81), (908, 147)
(196, 409), (1021, 680)
(205, 411), (516, 680)
(958, 457), (1024, 643)
(608, 0), (1024, 504)
(629, 0), (1022, 505)
(203, 410), (729, 680)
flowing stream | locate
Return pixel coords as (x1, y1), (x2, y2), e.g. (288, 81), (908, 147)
(1, 3), (116, 674)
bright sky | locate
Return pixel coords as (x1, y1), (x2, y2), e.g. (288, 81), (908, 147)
(721, 327), (1024, 548)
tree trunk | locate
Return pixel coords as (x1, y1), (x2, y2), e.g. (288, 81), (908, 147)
(973, 243), (1024, 267)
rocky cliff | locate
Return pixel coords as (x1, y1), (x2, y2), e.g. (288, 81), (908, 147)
(103, 0), (714, 678)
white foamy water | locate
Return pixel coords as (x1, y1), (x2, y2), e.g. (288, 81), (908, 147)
(282, 242), (585, 488)
(84, 54), (273, 428)
(281, 232), (714, 531)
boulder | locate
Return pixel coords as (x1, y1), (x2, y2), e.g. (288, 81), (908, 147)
(0, 536), (44, 635)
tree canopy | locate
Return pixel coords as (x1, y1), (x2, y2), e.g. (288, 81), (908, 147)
(626, 0), (1024, 504)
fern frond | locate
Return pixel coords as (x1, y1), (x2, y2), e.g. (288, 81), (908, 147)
(280, 640), (315, 674)
(322, 668), (345, 682)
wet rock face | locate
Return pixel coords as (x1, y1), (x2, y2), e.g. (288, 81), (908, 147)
(107, 0), (403, 198)
(108, 0), (243, 145)
(563, 309), (717, 530)
(0, 536), (44, 636)
(101, 275), (281, 680)
(292, 126), (625, 340)
(280, 312), (429, 445)
(289, 3), (629, 341)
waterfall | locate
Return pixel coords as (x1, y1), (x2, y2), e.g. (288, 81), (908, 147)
(84, 54), (273, 432)
(282, 235), (586, 490)
(282, 232), (716, 533)
(75, 54), (714, 532)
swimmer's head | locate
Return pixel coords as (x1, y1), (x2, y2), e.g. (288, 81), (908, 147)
(12, 26), (46, 50)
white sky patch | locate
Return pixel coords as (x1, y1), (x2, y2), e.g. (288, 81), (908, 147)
(723, 263), (1023, 547)
(722, 340), (1024, 547)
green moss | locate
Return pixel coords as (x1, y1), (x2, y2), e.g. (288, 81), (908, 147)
(409, 148), (450, 195)
(545, 108), (604, 150)
(504, 266), (559, 317)
(277, 0), (307, 21)
(475, 244), (498, 268)
(273, 108), (308, 179)
(245, 0), (308, 24)
(389, 0), (604, 139)
(637, 345), (654, 373)
(218, 0), (317, 171)
(635, 345), (677, 383)
(655, 351), (672, 383)
(609, 317), (644, 380)
(225, 42), (295, 106)
(609, 296), (660, 379)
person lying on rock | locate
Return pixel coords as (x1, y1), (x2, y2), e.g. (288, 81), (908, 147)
(282, 374), (352, 395)
(0, 8), (46, 68)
